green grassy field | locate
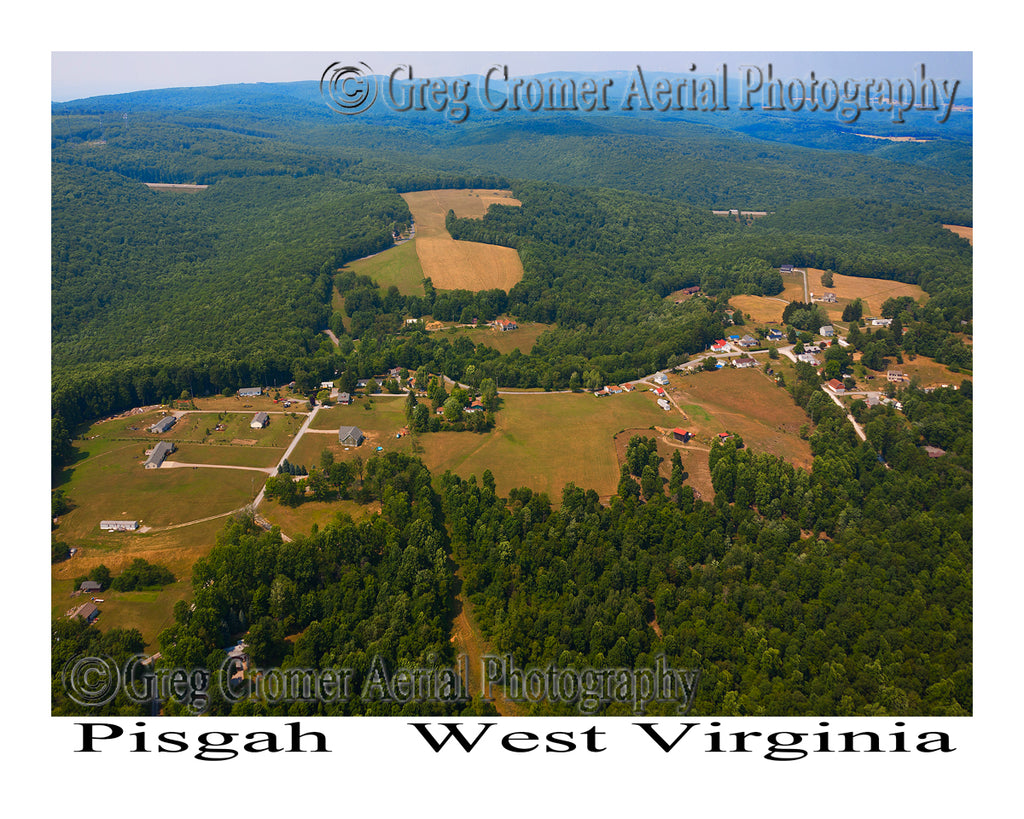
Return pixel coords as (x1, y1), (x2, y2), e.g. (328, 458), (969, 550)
(416, 391), (671, 501)
(54, 417), (263, 542)
(167, 411), (305, 448)
(435, 322), (552, 355)
(169, 443), (281, 469)
(342, 239), (425, 296)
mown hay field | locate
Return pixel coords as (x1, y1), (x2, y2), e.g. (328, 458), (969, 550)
(401, 189), (525, 292)
(807, 268), (928, 319)
(730, 294), (788, 324)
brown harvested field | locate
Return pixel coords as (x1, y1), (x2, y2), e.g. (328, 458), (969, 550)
(400, 189), (525, 292)
(415, 236), (524, 292)
(400, 189), (522, 237)
(730, 294), (788, 324)
(944, 224), (973, 245)
(667, 365), (813, 473)
(779, 270), (808, 302)
(806, 268), (928, 320)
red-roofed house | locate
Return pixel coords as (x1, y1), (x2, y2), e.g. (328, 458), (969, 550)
(826, 379), (845, 394)
(495, 318), (518, 331)
(672, 428), (692, 442)
(711, 340), (728, 352)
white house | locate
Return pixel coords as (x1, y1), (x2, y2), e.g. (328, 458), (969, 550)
(653, 372), (669, 386)
(250, 411), (270, 429)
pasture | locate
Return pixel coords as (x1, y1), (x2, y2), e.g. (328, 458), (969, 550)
(667, 365), (814, 473)
(438, 322), (552, 355)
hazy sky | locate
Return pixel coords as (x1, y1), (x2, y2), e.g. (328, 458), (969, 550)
(51, 51), (972, 102)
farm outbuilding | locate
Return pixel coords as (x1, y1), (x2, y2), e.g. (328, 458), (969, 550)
(149, 415), (176, 434)
(145, 440), (176, 469)
(100, 520), (138, 531)
(250, 411), (270, 429)
(338, 426), (365, 447)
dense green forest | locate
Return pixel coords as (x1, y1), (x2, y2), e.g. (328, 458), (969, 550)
(52, 79), (972, 717)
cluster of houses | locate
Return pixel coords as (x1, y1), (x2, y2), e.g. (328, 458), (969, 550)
(711, 334), (759, 353)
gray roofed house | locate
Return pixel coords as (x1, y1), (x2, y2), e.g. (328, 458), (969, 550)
(145, 440), (176, 469)
(338, 426), (365, 447)
(250, 411), (270, 429)
(71, 602), (100, 624)
(238, 387), (262, 397)
(149, 415), (176, 434)
(80, 580), (102, 593)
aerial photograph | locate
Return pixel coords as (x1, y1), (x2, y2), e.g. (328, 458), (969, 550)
(39, 39), (1005, 804)
(49, 49), (974, 722)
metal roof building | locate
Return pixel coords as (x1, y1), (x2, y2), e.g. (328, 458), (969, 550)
(145, 441), (176, 469)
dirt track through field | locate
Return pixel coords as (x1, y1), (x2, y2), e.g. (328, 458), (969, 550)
(450, 563), (523, 716)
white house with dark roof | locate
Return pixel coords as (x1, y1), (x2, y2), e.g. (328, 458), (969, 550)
(250, 411), (270, 429)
